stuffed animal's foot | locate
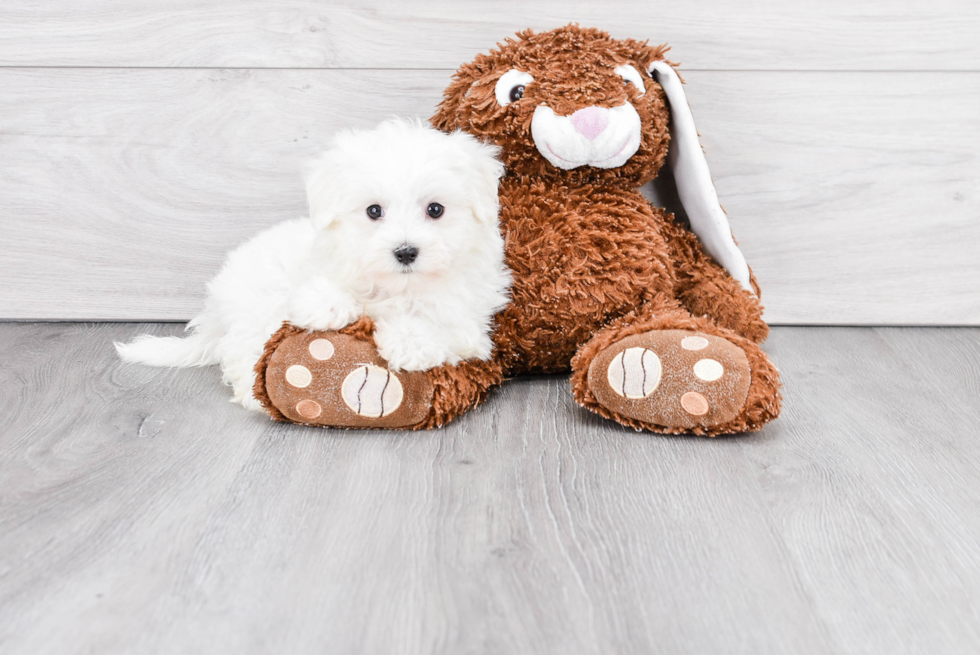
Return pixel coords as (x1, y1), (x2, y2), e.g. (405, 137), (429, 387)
(254, 326), (434, 428)
(584, 329), (758, 434)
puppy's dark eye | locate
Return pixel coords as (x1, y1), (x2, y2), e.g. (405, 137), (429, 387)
(366, 204), (384, 220)
(509, 85), (525, 103)
(426, 202), (444, 219)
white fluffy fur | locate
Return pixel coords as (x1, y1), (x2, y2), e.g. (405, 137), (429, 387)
(117, 119), (511, 412)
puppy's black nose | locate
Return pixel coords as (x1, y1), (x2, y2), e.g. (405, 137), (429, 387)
(393, 244), (419, 265)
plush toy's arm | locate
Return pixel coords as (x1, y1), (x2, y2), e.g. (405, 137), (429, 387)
(649, 61), (753, 294)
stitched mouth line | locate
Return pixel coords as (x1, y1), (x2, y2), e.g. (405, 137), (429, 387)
(545, 135), (633, 166)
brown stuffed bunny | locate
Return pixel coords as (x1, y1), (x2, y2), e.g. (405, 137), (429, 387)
(254, 25), (781, 435)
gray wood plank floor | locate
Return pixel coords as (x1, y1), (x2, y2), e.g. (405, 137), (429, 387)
(1, 323), (978, 654)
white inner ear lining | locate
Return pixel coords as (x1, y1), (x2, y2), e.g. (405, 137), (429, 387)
(614, 65), (645, 96)
(648, 61), (754, 294)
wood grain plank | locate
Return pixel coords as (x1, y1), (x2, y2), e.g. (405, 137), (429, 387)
(1, 1), (979, 71)
(752, 327), (980, 654)
(0, 323), (272, 654)
(3, 323), (980, 653)
(1, 68), (977, 323)
(691, 71), (980, 325)
(0, 322), (836, 655)
(0, 68), (446, 320)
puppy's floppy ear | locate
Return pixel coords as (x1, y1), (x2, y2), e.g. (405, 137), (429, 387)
(648, 60), (754, 294)
(452, 131), (504, 224)
(304, 146), (345, 229)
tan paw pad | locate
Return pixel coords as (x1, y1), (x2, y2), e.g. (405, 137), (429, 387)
(296, 399), (322, 420)
(308, 338), (335, 360)
(588, 330), (752, 431)
(693, 358), (724, 381)
(285, 364), (313, 388)
(341, 365), (404, 418)
(261, 330), (434, 428)
(606, 347), (662, 399)
(681, 336), (709, 351)
(680, 391), (709, 416)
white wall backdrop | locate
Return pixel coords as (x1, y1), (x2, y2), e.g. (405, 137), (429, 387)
(1, 1), (978, 324)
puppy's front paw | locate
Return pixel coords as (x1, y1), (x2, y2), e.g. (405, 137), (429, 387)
(286, 280), (359, 331)
(374, 330), (459, 372)
(383, 343), (460, 372)
(288, 303), (359, 331)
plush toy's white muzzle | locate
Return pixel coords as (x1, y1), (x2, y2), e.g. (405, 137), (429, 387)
(531, 103), (642, 170)
(523, 63), (755, 295)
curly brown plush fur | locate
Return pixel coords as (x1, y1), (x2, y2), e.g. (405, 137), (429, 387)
(254, 24), (781, 435)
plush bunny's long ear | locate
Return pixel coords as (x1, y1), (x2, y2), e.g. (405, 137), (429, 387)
(648, 61), (753, 294)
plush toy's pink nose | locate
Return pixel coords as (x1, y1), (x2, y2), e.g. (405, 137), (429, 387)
(569, 106), (609, 140)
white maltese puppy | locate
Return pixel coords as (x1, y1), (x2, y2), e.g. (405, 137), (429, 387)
(117, 118), (511, 411)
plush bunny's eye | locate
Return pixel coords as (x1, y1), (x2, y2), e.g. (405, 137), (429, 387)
(614, 65), (645, 96)
(495, 69), (535, 106)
